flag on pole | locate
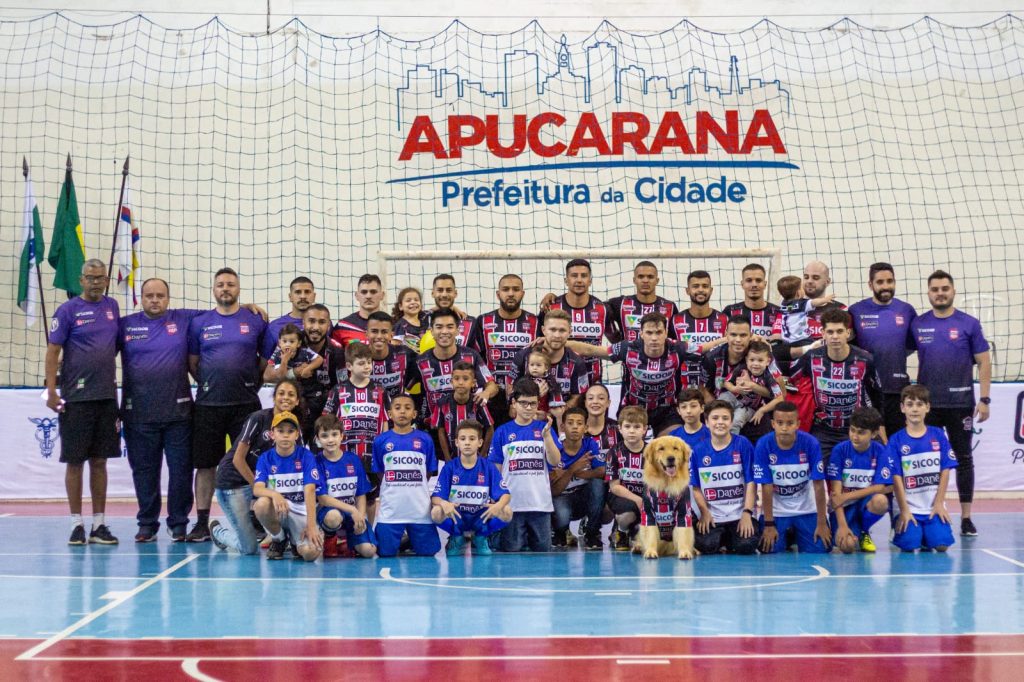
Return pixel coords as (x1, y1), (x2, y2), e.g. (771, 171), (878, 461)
(47, 158), (86, 297)
(18, 167), (45, 327)
(115, 180), (140, 308)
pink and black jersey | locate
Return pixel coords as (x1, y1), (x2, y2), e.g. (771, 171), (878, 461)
(416, 345), (494, 416)
(510, 346), (591, 399)
(725, 361), (784, 409)
(789, 347), (881, 434)
(468, 310), (540, 387)
(605, 442), (645, 496)
(330, 312), (369, 347)
(372, 345), (420, 400)
(590, 418), (620, 457)
(608, 339), (702, 411)
(424, 312), (475, 348)
(546, 295), (609, 381)
(322, 380), (390, 457)
(607, 295), (677, 343)
(704, 345), (783, 397)
(640, 487), (693, 541)
(805, 300), (847, 340)
(722, 302), (783, 339)
(430, 395), (494, 457)
(670, 309), (729, 353)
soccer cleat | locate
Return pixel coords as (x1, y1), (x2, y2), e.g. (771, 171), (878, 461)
(446, 535), (466, 557)
(185, 521), (210, 543)
(89, 525), (119, 545)
(613, 529), (631, 552)
(134, 528), (157, 543)
(322, 534), (340, 558)
(167, 525), (187, 543)
(961, 517), (978, 537)
(209, 520), (228, 550)
(267, 538), (287, 560)
(472, 534), (493, 556)
(68, 525), (87, 546)
(859, 532), (877, 553)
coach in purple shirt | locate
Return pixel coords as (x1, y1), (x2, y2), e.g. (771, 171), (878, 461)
(45, 259), (120, 546)
(910, 269), (991, 537)
(186, 267), (267, 543)
(849, 262), (918, 436)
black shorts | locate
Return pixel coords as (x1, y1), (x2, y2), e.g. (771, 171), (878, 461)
(608, 493), (640, 517)
(59, 399), (120, 464)
(649, 405), (683, 435)
(192, 402), (260, 470)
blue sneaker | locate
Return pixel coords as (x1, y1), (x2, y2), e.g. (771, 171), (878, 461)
(472, 535), (492, 556)
(445, 535), (466, 557)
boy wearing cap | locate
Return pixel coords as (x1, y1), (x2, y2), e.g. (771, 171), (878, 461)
(252, 411), (324, 561)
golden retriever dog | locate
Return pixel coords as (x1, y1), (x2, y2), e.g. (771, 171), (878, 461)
(637, 436), (696, 560)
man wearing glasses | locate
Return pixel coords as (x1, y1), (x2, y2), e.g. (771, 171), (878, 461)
(45, 259), (121, 546)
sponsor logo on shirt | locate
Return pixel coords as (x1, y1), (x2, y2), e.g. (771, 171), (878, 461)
(240, 323), (250, 334)
(167, 322), (178, 334)
(488, 332), (532, 346)
(816, 376), (860, 392)
(895, 315), (905, 326)
(949, 328), (959, 340)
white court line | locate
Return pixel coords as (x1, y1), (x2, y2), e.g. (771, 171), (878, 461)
(0, 513), (15, 518)
(983, 549), (1024, 569)
(378, 565), (831, 593)
(182, 658), (224, 682)
(15, 553), (199, 661)
(617, 659), (670, 664)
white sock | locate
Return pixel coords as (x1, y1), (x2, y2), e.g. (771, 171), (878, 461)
(271, 530), (285, 541)
(92, 513), (104, 529)
(71, 514), (83, 529)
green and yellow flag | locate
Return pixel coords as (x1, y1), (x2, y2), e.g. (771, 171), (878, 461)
(47, 158), (86, 297)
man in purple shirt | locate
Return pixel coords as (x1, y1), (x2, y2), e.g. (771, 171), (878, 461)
(910, 269), (992, 537)
(45, 259), (120, 546)
(261, 276), (316, 358)
(849, 262), (918, 436)
(187, 267), (268, 542)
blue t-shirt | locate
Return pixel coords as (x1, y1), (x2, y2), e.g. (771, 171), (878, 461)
(888, 426), (958, 515)
(431, 456), (509, 514)
(489, 419), (556, 513)
(911, 310), (989, 408)
(556, 436), (604, 494)
(753, 431), (825, 517)
(49, 295), (120, 402)
(253, 445), (320, 516)
(262, 313), (305, 359)
(316, 451), (372, 506)
(849, 297), (917, 394)
(826, 440), (894, 504)
(119, 308), (198, 423)
(372, 429), (438, 524)
(689, 435), (755, 522)
(670, 424), (710, 453)
(188, 308), (267, 406)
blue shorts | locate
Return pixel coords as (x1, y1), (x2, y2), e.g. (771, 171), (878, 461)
(764, 512), (829, 553)
(892, 513), (955, 551)
(375, 522), (441, 557)
(316, 506), (376, 548)
(436, 509), (508, 538)
(829, 498), (880, 537)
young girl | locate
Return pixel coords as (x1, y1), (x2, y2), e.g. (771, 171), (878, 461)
(584, 383), (620, 457)
(391, 287), (428, 352)
(263, 324), (323, 382)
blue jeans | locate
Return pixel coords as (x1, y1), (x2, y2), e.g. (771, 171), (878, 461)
(552, 479), (606, 540)
(499, 511), (552, 552)
(123, 419), (193, 532)
(214, 486), (259, 555)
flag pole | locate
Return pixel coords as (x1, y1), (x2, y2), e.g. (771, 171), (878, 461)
(104, 154), (130, 296)
(24, 156), (50, 344)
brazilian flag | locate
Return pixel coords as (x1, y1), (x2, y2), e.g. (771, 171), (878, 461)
(48, 162), (86, 297)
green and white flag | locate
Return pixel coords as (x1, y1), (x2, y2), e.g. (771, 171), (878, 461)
(18, 167), (45, 327)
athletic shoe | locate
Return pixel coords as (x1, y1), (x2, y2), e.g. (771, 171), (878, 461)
(584, 535), (604, 551)
(551, 530), (567, 549)
(267, 538), (287, 560)
(89, 525), (119, 545)
(134, 528), (157, 543)
(613, 529), (631, 552)
(209, 520), (228, 550)
(68, 525), (87, 546)
(185, 521), (210, 543)
(565, 529), (578, 548)
(961, 517), (979, 537)
(446, 535), (466, 557)
(322, 534), (340, 558)
(859, 532), (877, 553)
(472, 535), (492, 556)
(167, 525), (187, 543)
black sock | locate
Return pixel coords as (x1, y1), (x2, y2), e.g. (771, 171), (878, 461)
(197, 509), (210, 525)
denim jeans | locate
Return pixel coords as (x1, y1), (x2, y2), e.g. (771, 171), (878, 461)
(499, 511), (552, 552)
(214, 486), (259, 555)
(123, 419), (193, 532)
(552, 478), (606, 539)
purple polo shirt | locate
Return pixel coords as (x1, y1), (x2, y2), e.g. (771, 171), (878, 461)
(849, 297), (918, 394)
(49, 296), (120, 402)
(261, 313), (305, 359)
(911, 310), (989, 408)
(188, 308), (267, 406)
(120, 308), (199, 423)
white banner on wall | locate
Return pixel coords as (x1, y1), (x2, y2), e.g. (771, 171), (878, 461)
(1, 385), (1022, 500)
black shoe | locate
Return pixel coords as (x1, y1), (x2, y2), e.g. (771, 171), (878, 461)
(961, 517), (978, 537)
(68, 525), (87, 546)
(585, 535), (604, 551)
(267, 537), (287, 560)
(186, 521), (211, 543)
(613, 529), (631, 552)
(209, 520), (227, 550)
(134, 528), (157, 543)
(551, 530), (567, 548)
(168, 525), (187, 542)
(89, 525), (119, 545)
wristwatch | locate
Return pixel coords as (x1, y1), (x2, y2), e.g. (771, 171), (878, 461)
(980, 397), (991, 405)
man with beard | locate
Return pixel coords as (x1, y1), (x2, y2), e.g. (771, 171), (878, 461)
(801, 260), (846, 340)
(187, 268), (268, 542)
(670, 270), (729, 354)
(296, 304), (346, 442)
(261, 277), (316, 358)
(420, 274), (475, 349)
(331, 274), (384, 346)
(606, 261), (677, 343)
(849, 263), (918, 437)
(540, 259), (610, 384)
(469, 274), (539, 425)
(723, 263), (783, 340)
(510, 309), (591, 407)
(416, 308), (497, 421)
(910, 270), (991, 537)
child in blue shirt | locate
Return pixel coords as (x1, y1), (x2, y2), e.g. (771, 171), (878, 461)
(314, 414), (377, 558)
(431, 419), (512, 556)
(549, 406), (606, 550)
(669, 387), (711, 452)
